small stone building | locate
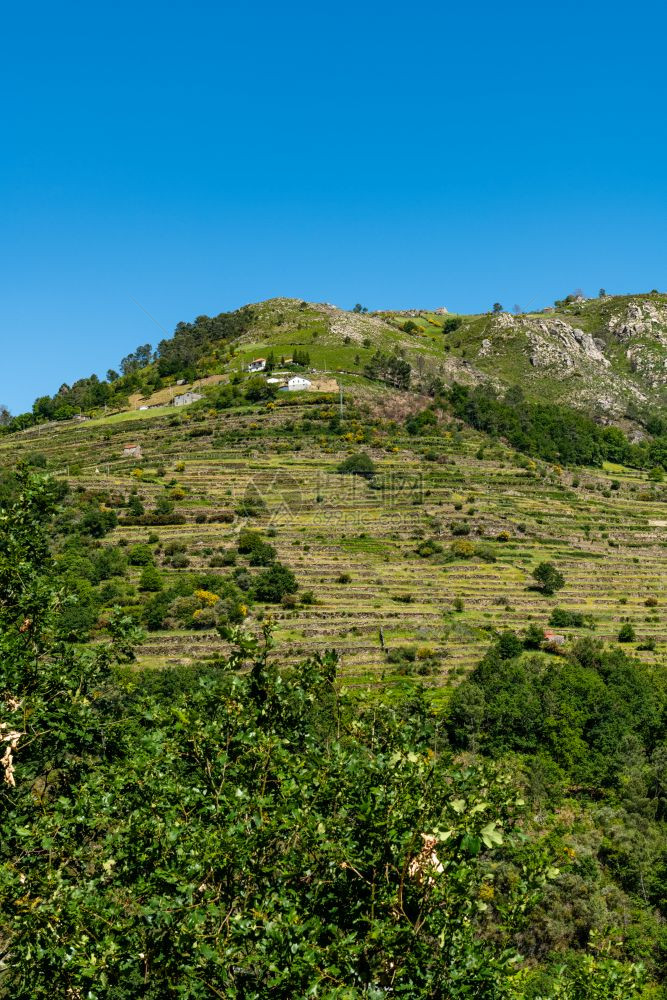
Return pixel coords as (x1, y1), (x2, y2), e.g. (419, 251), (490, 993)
(543, 629), (566, 646)
(123, 444), (143, 459)
(172, 391), (203, 407)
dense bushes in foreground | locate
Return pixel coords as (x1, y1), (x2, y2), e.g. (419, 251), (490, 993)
(0, 475), (659, 998)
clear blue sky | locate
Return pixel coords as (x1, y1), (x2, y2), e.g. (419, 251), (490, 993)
(2, 0), (667, 413)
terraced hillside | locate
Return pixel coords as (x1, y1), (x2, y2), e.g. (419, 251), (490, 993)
(5, 388), (665, 699)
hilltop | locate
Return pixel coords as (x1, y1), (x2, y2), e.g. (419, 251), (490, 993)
(4, 291), (667, 434)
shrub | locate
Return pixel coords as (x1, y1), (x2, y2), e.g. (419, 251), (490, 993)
(523, 623), (544, 649)
(192, 607), (217, 629)
(252, 563), (298, 603)
(497, 631), (523, 660)
(195, 589), (220, 608)
(416, 539), (443, 558)
(336, 453), (376, 478)
(127, 493), (145, 517)
(238, 530), (276, 566)
(235, 497), (266, 517)
(139, 565), (162, 592)
(386, 646), (417, 664)
(532, 562), (565, 595)
(549, 608), (585, 628)
(208, 511), (235, 524)
(442, 317), (462, 334)
(618, 622), (636, 643)
(336, 572), (352, 584)
(128, 543), (154, 566)
(451, 540), (475, 559)
(164, 540), (187, 556)
(474, 543), (496, 562)
(142, 592), (171, 630)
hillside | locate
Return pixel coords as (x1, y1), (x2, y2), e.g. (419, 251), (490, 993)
(6, 292), (667, 435)
(226, 292), (667, 418)
(2, 292), (666, 683)
(3, 378), (665, 687)
(2, 296), (667, 995)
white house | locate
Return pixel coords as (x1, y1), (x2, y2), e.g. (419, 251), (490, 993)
(286, 376), (311, 391)
(247, 358), (266, 373)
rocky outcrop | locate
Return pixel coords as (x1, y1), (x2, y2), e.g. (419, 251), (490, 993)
(526, 318), (609, 369)
(608, 300), (667, 346)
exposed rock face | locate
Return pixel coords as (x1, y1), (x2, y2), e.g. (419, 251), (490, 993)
(526, 318), (610, 369)
(609, 300), (667, 344)
(478, 338), (492, 357)
(572, 328), (608, 364)
(606, 300), (667, 390)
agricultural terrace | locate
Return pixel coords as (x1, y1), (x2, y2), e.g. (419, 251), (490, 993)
(3, 387), (665, 701)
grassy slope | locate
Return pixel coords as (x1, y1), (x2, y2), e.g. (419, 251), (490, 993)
(62, 294), (667, 430)
(5, 390), (665, 701)
(196, 294), (667, 415)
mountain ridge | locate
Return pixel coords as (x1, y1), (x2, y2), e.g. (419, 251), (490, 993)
(2, 292), (666, 433)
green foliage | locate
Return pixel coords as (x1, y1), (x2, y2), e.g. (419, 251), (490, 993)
(364, 350), (411, 389)
(449, 637), (665, 786)
(447, 384), (650, 469)
(337, 451), (376, 478)
(532, 561), (566, 596)
(127, 542), (154, 566)
(79, 503), (118, 537)
(406, 407), (438, 436)
(126, 490), (144, 516)
(292, 347), (311, 367)
(252, 561), (298, 602)
(618, 622), (636, 643)
(237, 529), (277, 566)
(0, 477), (658, 996)
(497, 630), (523, 660)
(451, 539), (475, 558)
(442, 317), (462, 334)
(523, 623), (546, 649)
(245, 375), (277, 402)
(139, 563), (162, 592)
(549, 608), (586, 628)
